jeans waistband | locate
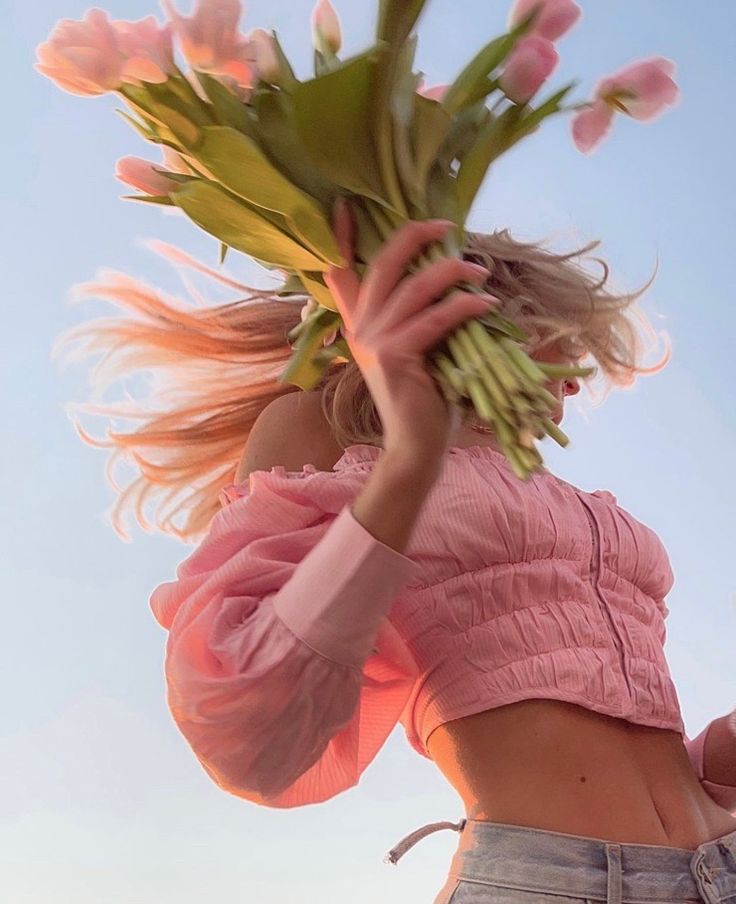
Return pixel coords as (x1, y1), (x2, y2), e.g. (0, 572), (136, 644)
(384, 818), (736, 904)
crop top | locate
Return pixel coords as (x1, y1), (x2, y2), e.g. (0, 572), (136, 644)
(149, 442), (736, 812)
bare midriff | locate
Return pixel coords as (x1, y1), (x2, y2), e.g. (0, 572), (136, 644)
(426, 698), (736, 851)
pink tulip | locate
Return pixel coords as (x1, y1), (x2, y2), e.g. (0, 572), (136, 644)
(116, 155), (182, 195)
(571, 57), (680, 154)
(508, 0), (581, 42)
(36, 10), (176, 96)
(35, 8), (125, 96)
(160, 145), (194, 174)
(161, 0), (257, 91)
(248, 28), (280, 84)
(417, 81), (449, 102)
(311, 0), (342, 54)
(498, 35), (558, 105)
(112, 15), (175, 85)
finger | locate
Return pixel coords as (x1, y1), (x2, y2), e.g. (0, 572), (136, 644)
(377, 257), (491, 331)
(332, 196), (356, 271)
(324, 266), (361, 333)
(389, 291), (494, 358)
(359, 219), (454, 316)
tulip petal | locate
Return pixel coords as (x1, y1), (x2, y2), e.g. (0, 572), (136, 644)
(508, 0), (582, 42)
(571, 100), (615, 154)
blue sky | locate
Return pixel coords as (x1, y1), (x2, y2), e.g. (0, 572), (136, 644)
(4, 1), (736, 901)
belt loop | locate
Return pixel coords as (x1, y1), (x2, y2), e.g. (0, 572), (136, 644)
(605, 843), (622, 904)
(383, 818), (466, 866)
(691, 850), (719, 904)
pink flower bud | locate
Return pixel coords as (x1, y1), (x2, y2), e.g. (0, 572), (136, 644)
(161, 0), (257, 95)
(115, 155), (181, 195)
(249, 28), (281, 84)
(508, 0), (582, 42)
(35, 8), (125, 96)
(417, 81), (449, 102)
(311, 0), (342, 54)
(498, 35), (558, 105)
(597, 57), (680, 121)
(571, 57), (679, 154)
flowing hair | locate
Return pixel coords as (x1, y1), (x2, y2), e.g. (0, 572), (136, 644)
(52, 229), (671, 544)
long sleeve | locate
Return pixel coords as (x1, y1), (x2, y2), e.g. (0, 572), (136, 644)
(684, 715), (736, 815)
(149, 464), (421, 808)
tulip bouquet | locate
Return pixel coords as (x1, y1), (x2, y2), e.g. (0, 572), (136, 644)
(36, 0), (679, 480)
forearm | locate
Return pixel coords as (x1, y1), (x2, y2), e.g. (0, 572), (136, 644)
(350, 448), (439, 553)
(270, 449), (438, 667)
(703, 710), (736, 787)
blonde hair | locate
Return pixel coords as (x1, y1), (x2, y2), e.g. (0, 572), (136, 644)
(52, 229), (670, 544)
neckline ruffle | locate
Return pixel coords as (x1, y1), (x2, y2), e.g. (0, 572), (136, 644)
(334, 442), (520, 469)
(219, 443), (616, 507)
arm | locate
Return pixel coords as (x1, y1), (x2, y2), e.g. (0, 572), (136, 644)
(235, 392), (438, 665)
(151, 397), (440, 806)
(272, 448), (439, 664)
(703, 711), (736, 787)
(685, 710), (736, 814)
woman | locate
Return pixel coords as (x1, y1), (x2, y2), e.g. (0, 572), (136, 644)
(67, 201), (736, 902)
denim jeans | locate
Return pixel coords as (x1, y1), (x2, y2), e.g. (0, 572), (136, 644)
(384, 817), (736, 903)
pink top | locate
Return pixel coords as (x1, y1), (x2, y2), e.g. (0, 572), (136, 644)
(149, 443), (736, 812)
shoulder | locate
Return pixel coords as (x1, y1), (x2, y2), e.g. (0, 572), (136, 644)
(234, 390), (345, 483)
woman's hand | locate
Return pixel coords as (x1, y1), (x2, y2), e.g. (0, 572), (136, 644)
(324, 198), (500, 469)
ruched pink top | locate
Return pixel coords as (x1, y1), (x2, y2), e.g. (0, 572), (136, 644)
(149, 443), (736, 813)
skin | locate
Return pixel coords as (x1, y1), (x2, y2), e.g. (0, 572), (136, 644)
(295, 342), (736, 850)
(428, 341), (736, 849)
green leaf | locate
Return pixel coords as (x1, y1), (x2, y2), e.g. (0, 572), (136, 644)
(191, 71), (252, 134)
(115, 108), (157, 142)
(252, 91), (334, 203)
(348, 197), (389, 264)
(370, 24), (410, 217)
(120, 84), (203, 146)
(157, 105), (202, 147)
(442, 20), (530, 116)
(219, 242), (229, 265)
(120, 193), (176, 206)
(279, 342), (327, 390)
(170, 179), (329, 271)
(313, 47), (326, 77)
(291, 46), (392, 207)
(412, 94), (453, 194)
(296, 270), (337, 311)
(456, 105), (525, 221)
(391, 35), (425, 212)
(269, 30), (298, 90)
(516, 82), (578, 137)
(456, 76), (499, 110)
(279, 311), (340, 390)
(149, 167), (193, 185)
(313, 47), (342, 77)
(276, 273), (307, 295)
(377, 0), (428, 46)
(142, 78), (213, 127)
(193, 125), (344, 266)
(426, 166), (460, 223)
(439, 100), (492, 168)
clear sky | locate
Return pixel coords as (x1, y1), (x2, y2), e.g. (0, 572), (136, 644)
(5, 1), (736, 901)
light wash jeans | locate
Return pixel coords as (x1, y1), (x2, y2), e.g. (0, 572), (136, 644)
(384, 817), (736, 903)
